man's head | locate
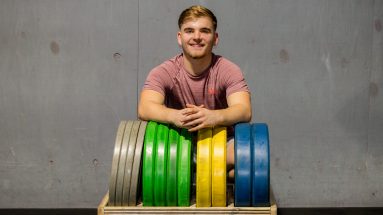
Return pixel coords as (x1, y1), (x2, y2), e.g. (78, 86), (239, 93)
(177, 5), (219, 60)
(178, 5), (217, 32)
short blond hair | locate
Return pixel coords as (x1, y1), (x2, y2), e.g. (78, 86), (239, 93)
(178, 5), (217, 31)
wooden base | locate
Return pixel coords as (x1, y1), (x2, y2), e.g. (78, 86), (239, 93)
(98, 188), (277, 215)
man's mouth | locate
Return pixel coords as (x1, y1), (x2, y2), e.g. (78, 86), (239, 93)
(189, 44), (204, 48)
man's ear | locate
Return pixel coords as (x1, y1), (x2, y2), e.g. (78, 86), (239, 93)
(177, 31), (182, 46)
(214, 32), (219, 46)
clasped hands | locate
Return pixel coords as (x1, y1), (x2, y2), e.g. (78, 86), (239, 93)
(172, 104), (221, 132)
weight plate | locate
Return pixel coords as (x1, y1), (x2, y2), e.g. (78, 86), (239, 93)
(115, 121), (134, 206)
(142, 121), (158, 206)
(212, 126), (226, 207)
(177, 128), (192, 206)
(196, 128), (212, 207)
(166, 126), (179, 206)
(252, 123), (270, 206)
(234, 123), (252, 207)
(108, 121), (127, 206)
(128, 120), (147, 206)
(122, 121), (141, 205)
(154, 123), (169, 206)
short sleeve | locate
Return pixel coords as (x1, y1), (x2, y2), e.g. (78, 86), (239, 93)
(142, 65), (173, 96)
(221, 63), (250, 97)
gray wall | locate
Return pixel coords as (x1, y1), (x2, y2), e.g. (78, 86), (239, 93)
(0, 0), (382, 208)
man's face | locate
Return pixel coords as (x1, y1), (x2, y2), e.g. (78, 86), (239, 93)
(177, 17), (218, 60)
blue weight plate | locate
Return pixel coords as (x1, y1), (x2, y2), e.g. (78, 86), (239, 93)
(234, 123), (252, 207)
(251, 123), (270, 206)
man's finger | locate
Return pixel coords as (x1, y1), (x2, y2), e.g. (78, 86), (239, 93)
(188, 123), (204, 132)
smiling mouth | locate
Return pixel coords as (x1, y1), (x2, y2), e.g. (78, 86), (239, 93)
(189, 44), (205, 48)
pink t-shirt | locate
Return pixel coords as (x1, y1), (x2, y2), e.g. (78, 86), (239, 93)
(143, 53), (250, 110)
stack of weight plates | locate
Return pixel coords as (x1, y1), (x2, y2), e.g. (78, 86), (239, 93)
(196, 127), (227, 207)
(141, 121), (192, 206)
(108, 120), (147, 206)
(235, 122), (270, 207)
(108, 120), (270, 208)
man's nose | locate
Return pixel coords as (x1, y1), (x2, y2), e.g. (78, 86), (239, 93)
(193, 31), (201, 40)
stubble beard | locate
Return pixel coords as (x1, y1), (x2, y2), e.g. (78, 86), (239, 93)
(182, 43), (213, 60)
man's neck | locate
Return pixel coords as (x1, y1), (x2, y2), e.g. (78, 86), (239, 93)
(182, 53), (213, 76)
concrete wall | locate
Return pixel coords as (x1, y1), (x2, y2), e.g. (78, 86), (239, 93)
(0, 0), (382, 208)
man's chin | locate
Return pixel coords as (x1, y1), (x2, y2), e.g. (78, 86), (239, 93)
(190, 54), (205, 59)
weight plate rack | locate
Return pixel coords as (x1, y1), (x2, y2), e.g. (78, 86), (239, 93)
(102, 121), (276, 215)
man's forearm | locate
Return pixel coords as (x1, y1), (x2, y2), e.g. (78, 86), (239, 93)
(214, 104), (252, 126)
(138, 102), (176, 124)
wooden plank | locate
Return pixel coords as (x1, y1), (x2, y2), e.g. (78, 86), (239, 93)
(98, 188), (277, 215)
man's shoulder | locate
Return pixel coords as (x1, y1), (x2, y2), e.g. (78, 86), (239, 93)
(154, 54), (183, 72)
(212, 54), (241, 71)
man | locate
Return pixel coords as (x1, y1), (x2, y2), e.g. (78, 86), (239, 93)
(138, 5), (251, 179)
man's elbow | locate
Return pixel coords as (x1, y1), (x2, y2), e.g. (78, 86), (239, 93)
(243, 106), (252, 122)
(244, 110), (252, 122)
(137, 105), (148, 121)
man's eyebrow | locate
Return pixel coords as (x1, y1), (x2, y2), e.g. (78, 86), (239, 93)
(183, 27), (194, 32)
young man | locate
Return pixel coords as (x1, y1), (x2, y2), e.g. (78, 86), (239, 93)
(138, 5), (251, 179)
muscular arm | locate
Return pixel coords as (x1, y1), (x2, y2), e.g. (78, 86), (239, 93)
(183, 91), (252, 132)
(138, 89), (192, 128)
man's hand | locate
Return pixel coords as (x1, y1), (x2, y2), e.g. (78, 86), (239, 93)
(181, 104), (222, 132)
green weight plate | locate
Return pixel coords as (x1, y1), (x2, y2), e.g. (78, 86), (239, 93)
(154, 123), (169, 206)
(115, 121), (134, 206)
(177, 128), (192, 206)
(122, 121), (141, 205)
(166, 126), (179, 206)
(142, 121), (157, 206)
(108, 121), (127, 206)
(128, 120), (147, 206)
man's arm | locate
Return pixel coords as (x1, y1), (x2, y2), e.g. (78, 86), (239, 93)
(138, 89), (194, 128)
(182, 91), (252, 132)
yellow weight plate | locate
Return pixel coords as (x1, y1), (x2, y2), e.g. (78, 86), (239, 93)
(212, 127), (226, 207)
(196, 128), (212, 207)
(109, 121), (127, 206)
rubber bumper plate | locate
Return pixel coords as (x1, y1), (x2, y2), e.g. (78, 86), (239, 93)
(109, 121), (127, 206)
(251, 123), (270, 206)
(177, 128), (192, 206)
(166, 126), (179, 206)
(196, 128), (212, 207)
(121, 121), (141, 205)
(154, 123), (169, 206)
(115, 121), (134, 206)
(128, 120), (147, 206)
(142, 121), (157, 206)
(212, 126), (227, 207)
(234, 123), (252, 207)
